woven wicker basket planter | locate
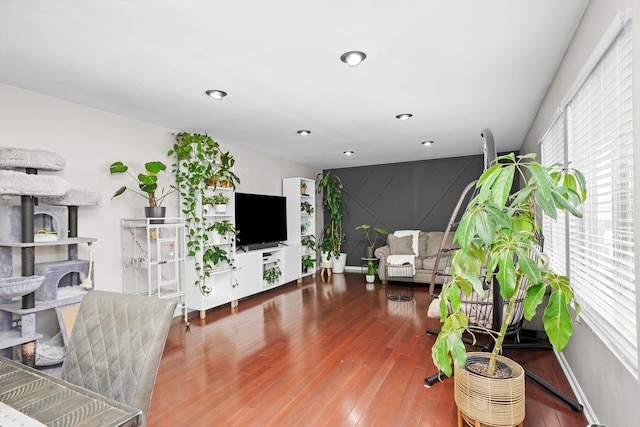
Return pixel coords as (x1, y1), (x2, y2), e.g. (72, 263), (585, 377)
(454, 352), (525, 427)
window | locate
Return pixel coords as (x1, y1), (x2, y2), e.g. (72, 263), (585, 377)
(541, 17), (636, 376)
(540, 114), (567, 275)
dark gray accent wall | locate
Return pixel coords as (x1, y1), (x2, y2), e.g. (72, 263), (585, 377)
(326, 154), (484, 266)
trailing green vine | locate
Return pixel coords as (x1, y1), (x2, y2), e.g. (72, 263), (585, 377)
(168, 132), (240, 295)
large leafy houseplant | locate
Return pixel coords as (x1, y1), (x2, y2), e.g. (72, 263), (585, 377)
(432, 153), (587, 377)
(110, 161), (176, 207)
(317, 171), (346, 260)
(168, 132), (240, 295)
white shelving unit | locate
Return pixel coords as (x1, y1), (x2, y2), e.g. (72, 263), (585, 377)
(185, 186), (237, 319)
(121, 218), (187, 322)
(283, 177), (316, 281)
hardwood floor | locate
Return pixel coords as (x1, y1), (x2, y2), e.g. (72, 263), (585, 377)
(148, 273), (588, 427)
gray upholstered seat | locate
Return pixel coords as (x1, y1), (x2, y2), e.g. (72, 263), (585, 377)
(61, 290), (176, 426)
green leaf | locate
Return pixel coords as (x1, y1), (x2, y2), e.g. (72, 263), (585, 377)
(473, 209), (494, 245)
(454, 211), (474, 249)
(109, 161), (127, 174)
(491, 165), (515, 209)
(145, 161), (167, 175)
(111, 186), (126, 199)
(515, 247), (541, 285)
(497, 252), (516, 298)
(523, 283), (546, 320)
(535, 189), (558, 219)
(551, 189), (582, 218)
(528, 162), (553, 200)
(543, 290), (573, 352)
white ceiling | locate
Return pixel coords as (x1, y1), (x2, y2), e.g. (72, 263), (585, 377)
(0, 0), (589, 169)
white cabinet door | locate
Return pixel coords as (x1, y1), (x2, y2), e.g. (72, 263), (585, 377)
(235, 251), (262, 299)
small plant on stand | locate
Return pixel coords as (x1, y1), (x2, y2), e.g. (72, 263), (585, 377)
(203, 193), (230, 214)
(207, 220), (237, 244)
(110, 161), (176, 209)
(300, 181), (308, 195)
(355, 224), (388, 258)
(301, 235), (316, 253)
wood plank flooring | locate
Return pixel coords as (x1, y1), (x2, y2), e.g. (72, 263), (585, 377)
(148, 273), (588, 427)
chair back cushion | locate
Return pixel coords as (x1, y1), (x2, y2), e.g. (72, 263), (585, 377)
(61, 291), (176, 425)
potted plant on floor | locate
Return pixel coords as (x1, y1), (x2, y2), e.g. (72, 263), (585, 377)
(317, 171), (347, 273)
(365, 260), (377, 283)
(355, 224), (388, 258)
(110, 160), (176, 222)
(431, 153), (586, 426)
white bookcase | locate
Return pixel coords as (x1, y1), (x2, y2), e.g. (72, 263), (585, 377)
(283, 177), (316, 281)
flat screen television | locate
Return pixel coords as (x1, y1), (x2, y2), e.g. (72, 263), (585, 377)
(235, 192), (287, 250)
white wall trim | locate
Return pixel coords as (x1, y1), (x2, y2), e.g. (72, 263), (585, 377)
(555, 350), (599, 424)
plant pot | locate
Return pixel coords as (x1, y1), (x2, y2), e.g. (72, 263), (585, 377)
(365, 247), (375, 258)
(454, 352), (525, 427)
(145, 206), (166, 224)
(215, 204), (227, 214)
(320, 251), (333, 266)
(332, 253), (347, 274)
(212, 232), (223, 244)
(366, 274), (375, 283)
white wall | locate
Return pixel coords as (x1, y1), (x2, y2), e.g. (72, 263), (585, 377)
(520, 1), (640, 425)
(0, 83), (317, 294)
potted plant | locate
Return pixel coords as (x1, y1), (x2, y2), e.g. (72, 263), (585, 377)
(300, 201), (314, 215)
(365, 260), (377, 283)
(317, 171), (347, 272)
(300, 181), (308, 195)
(110, 160), (176, 221)
(208, 151), (241, 189)
(204, 193), (230, 214)
(168, 132), (224, 295)
(302, 255), (316, 273)
(301, 235), (316, 253)
(431, 153), (586, 426)
(207, 219), (237, 244)
(203, 246), (230, 270)
(355, 224), (388, 258)
(263, 266), (282, 285)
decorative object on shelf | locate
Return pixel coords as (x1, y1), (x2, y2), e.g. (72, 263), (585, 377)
(204, 193), (230, 214)
(204, 246), (230, 270)
(207, 151), (240, 190)
(168, 132), (240, 295)
(300, 201), (314, 215)
(355, 224), (388, 258)
(301, 235), (316, 253)
(431, 153), (586, 426)
(302, 255), (316, 273)
(263, 266), (281, 285)
(317, 171), (346, 270)
(300, 181), (307, 195)
(110, 161), (176, 221)
(207, 219), (237, 244)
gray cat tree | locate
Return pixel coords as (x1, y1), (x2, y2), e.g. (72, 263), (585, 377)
(0, 147), (99, 366)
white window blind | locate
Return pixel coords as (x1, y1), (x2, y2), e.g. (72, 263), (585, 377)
(540, 114), (567, 275)
(567, 22), (636, 376)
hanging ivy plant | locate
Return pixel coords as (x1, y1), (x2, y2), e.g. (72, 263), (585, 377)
(168, 132), (223, 295)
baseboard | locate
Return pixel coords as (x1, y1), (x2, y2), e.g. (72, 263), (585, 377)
(555, 350), (599, 424)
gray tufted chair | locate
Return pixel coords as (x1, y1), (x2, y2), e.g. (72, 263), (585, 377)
(61, 290), (176, 426)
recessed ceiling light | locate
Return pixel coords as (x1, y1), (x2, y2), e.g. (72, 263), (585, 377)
(396, 113), (413, 121)
(205, 89), (227, 100)
(344, 150), (355, 156)
(421, 141), (435, 146)
(340, 51), (367, 67)
(297, 130), (311, 136)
